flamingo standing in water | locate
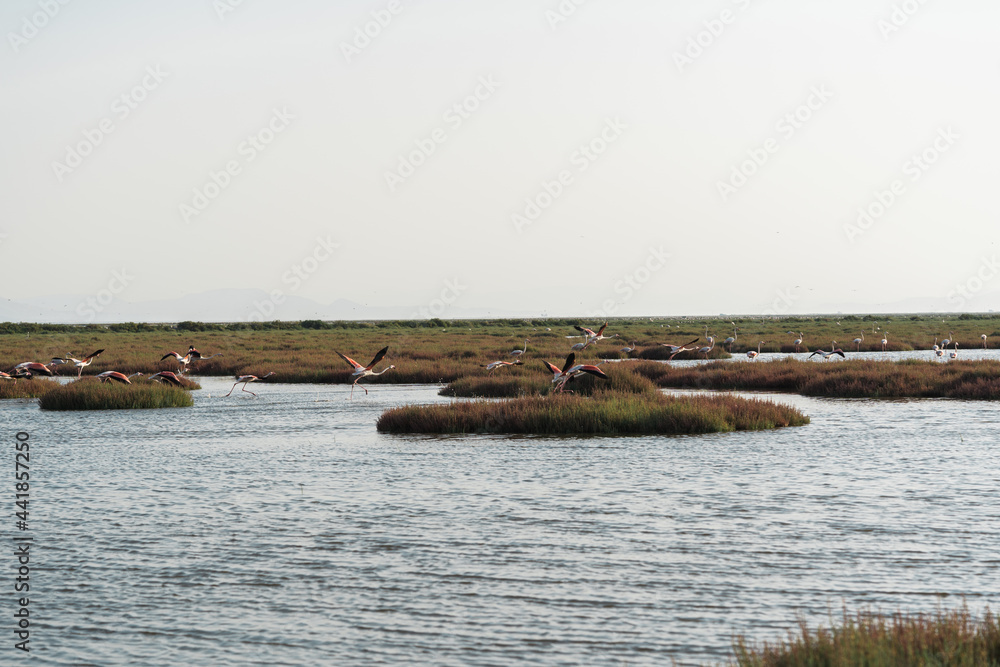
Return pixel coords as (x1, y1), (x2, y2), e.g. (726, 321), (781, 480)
(853, 332), (864, 352)
(697, 339), (715, 359)
(949, 342), (959, 360)
(722, 323), (737, 351)
(793, 333), (804, 353)
(66, 350), (104, 377)
(808, 342), (845, 360)
(982, 334), (988, 349)
(881, 331), (889, 352)
(747, 341), (764, 361)
(941, 331), (954, 348)
(542, 352), (608, 393)
(225, 372), (276, 397)
(337, 346), (394, 397)
(97, 371), (143, 384)
(619, 341), (639, 356)
(482, 360), (522, 374)
(509, 339), (529, 360)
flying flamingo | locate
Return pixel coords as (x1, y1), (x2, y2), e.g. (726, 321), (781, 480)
(659, 337), (701, 360)
(148, 371), (185, 387)
(509, 339), (529, 360)
(574, 322), (617, 346)
(793, 333), (804, 353)
(189, 348), (223, 363)
(336, 346), (394, 397)
(542, 352), (608, 393)
(747, 341), (764, 361)
(982, 334), (988, 348)
(853, 332), (864, 351)
(225, 372), (276, 397)
(66, 349), (104, 377)
(881, 331), (888, 352)
(808, 342), (845, 360)
(48, 357), (72, 372)
(97, 371), (143, 384)
(11, 362), (54, 377)
(161, 350), (194, 373)
(482, 360), (522, 374)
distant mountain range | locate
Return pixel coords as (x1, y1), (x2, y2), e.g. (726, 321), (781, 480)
(0, 289), (525, 324)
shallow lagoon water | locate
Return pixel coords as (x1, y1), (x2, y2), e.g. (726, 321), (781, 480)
(2, 374), (998, 665)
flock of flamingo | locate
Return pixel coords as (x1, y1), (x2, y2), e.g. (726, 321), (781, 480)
(0, 345), (277, 398)
(1, 322), (993, 400)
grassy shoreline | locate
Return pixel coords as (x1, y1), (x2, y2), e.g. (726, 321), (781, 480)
(732, 604), (999, 666)
(634, 358), (1000, 400)
(2, 315), (999, 384)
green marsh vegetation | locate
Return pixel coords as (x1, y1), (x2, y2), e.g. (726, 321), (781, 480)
(635, 358), (1000, 400)
(0, 378), (59, 400)
(731, 604), (999, 666)
(1, 314), (999, 387)
(38, 378), (196, 411)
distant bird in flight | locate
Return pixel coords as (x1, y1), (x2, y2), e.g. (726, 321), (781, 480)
(337, 346), (394, 398)
(225, 372), (276, 397)
(482, 360), (522, 374)
(66, 350), (104, 377)
(542, 352), (608, 393)
(808, 343), (845, 360)
(148, 371), (185, 387)
(97, 371), (143, 384)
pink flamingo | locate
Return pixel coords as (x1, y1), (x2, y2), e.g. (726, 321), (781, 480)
(542, 352), (608, 393)
(747, 341), (764, 361)
(97, 371), (143, 384)
(808, 342), (845, 360)
(482, 360), (522, 374)
(337, 346), (394, 397)
(225, 372), (276, 397)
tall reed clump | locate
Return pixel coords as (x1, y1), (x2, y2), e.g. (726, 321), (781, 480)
(377, 392), (808, 435)
(732, 605), (999, 666)
(0, 379), (59, 400)
(39, 379), (194, 411)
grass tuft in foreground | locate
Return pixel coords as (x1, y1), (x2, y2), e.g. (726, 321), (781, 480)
(0, 379), (59, 400)
(732, 605), (1000, 666)
(378, 391), (808, 435)
(39, 379), (195, 411)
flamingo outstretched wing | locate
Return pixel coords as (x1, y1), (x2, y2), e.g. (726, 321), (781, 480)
(84, 349), (105, 362)
(365, 346), (389, 370)
(542, 360), (562, 375)
(337, 352), (364, 370)
(574, 326), (597, 337)
(160, 352), (181, 361)
(576, 365), (608, 379)
(561, 353), (577, 373)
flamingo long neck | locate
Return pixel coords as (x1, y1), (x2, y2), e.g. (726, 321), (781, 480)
(371, 367), (393, 376)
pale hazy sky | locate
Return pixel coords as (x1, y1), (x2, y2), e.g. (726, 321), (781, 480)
(3, 0), (999, 318)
